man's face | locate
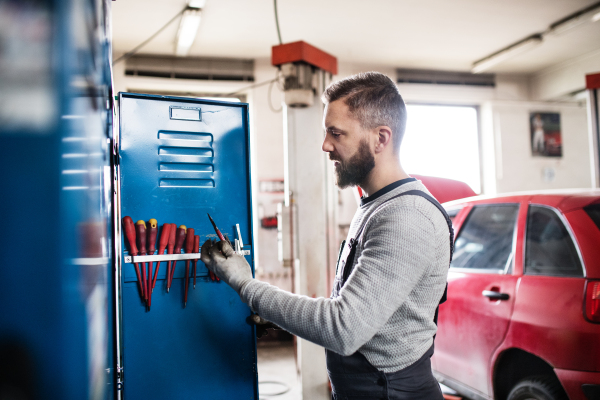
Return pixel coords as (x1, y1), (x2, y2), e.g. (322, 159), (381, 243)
(322, 100), (375, 189)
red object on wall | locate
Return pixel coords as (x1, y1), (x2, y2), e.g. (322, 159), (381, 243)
(272, 41), (338, 75)
(411, 174), (477, 204)
(586, 72), (600, 90)
(261, 216), (278, 229)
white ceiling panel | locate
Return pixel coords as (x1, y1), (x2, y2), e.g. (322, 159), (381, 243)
(112, 0), (600, 74)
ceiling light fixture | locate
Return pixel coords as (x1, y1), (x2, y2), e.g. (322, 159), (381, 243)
(546, 1), (600, 36)
(471, 1), (600, 73)
(471, 34), (542, 74)
(175, 0), (206, 57)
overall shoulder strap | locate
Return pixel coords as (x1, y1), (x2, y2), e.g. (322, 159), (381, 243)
(345, 189), (454, 332)
(355, 190), (454, 264)
(394, 190), (454, 265)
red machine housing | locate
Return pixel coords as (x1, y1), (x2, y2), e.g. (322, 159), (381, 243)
(586, 72), (600, 90)
(272, 41), (338, 75)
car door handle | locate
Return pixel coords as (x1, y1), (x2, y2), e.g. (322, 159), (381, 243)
(482, 290), (510, 301)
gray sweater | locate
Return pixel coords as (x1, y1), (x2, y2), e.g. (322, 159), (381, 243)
(240, 180), (450, 372)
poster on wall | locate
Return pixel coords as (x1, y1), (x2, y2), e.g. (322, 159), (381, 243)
(530, 112), (562, 157)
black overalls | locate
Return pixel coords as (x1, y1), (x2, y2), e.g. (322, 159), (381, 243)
(327, 189), (454, 400)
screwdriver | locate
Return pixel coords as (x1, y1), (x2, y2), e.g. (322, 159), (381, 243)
(122, 216), (144, 300)
(136, 220), (148, 304)
(168, 225), (187, 292)
(147, 219), (158, 309)
(153, 223), (171, 291)
(207, 213), (223, 281)
(184, 228), (195, 308)
(166, 223), (176, 292)
(193, 235), (199, 289)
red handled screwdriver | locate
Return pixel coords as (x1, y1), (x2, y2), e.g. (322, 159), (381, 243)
(207, 213), (223, 281)
(193, 235), (199, 289)
(153, 223), (171, 291)
(123, 216), (144, 300)
(166, 223), (176, 292)
(184, 228), (195, 308)
(136, 220), (148, 304)
(147, 219), (158, 309)
(168, 225), (187, 292)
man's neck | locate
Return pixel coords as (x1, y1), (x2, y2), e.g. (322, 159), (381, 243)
(359, 163), (410, 197)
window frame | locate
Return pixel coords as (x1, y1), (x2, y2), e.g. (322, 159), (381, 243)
(523, 203), (586, 278)
(449, 203), (520, 275)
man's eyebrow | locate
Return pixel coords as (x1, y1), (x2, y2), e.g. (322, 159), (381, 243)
(325, 126), (346, 133)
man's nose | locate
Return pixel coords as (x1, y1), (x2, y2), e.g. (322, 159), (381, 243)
(322, 136), (334, 153)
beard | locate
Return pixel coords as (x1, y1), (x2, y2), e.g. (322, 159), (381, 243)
(330, 139), (375, 189)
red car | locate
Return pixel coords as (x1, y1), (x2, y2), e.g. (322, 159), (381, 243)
(432, 190), (600, 400)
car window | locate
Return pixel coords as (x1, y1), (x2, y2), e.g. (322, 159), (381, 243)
(446, 208), (460, 221)
(525, 205), (583, 277)
(450, 204), (519, 271)
(445, 207), (461, 231)
(584, 203), (600, 230)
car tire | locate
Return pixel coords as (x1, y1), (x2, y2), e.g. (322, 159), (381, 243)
(507, 376), (567, 400)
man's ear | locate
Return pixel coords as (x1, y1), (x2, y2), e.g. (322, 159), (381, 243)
(374, 126), (393, 153)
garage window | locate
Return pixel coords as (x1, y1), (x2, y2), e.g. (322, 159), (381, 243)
(525, 205), (583, 277)
(450, 205), (518, 272)
(401, 105), (480, 193)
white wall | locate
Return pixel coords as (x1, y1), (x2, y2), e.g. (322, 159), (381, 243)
(396, 74), (593, 194)
(487, 101), (590, 193)
(531, 49), (600, 101)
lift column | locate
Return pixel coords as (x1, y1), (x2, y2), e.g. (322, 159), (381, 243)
(273, 41), (338, 400)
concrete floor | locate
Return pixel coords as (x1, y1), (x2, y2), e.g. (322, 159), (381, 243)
(257, 342), (302, 400)
(257, 341), (465, 400)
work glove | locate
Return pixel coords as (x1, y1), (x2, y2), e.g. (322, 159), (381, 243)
(246, 314), (282, 338)
(200, 239), (253, 294)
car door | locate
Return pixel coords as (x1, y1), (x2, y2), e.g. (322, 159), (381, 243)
(434, 202), (524, 398)
(509, 204), (590, 371)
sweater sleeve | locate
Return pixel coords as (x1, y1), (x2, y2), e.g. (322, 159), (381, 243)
(240, 204), (436, 356)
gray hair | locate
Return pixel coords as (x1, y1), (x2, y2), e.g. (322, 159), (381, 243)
(322, 72), (407, 149)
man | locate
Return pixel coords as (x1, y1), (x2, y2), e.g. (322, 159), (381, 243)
(201, 72), (452, 399)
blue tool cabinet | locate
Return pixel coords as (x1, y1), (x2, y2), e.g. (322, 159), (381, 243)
(116, 93), (258, 399)
(0, 0), (114, 399)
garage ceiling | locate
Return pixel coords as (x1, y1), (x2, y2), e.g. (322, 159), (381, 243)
(112, 0), (600, 74)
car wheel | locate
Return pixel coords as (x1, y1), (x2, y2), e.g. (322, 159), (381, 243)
(507, 376), (567, 400)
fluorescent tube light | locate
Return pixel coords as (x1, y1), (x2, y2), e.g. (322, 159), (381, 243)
(175, 5), (204, 56)
(470, 2), (600, 73)
(188, 0), (206, 8)
(546, 1), (600, 35)
(471, 35), (542, 74)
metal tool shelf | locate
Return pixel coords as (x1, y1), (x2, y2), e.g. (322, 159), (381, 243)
(124, 250), (250, 264)
(124, 254), (200, 263)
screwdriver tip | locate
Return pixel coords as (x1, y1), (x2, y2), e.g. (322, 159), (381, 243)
(184, 302), (186, 308)
(193, 284), (196, 289)
(167, 288), (170, 293)
(207, 213), (217, 226)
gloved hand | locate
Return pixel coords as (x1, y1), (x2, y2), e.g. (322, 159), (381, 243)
(246, 315), (281, 338)
(200, 239), (253, 294)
